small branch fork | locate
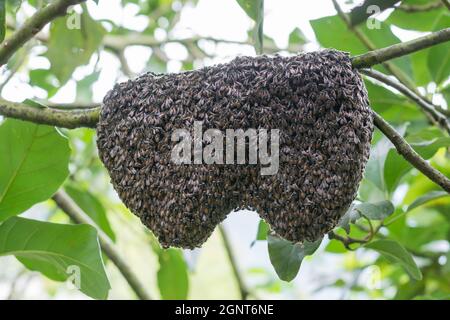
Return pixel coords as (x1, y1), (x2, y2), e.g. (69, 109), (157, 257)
(329, 215), (383, 250)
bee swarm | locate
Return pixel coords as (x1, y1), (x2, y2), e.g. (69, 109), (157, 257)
(97, 49), (374, 249)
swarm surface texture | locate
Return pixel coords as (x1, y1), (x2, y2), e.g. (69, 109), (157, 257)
(97, 50), (374, 249)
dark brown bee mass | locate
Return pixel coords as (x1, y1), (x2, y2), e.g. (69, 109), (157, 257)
(97, 49), (374, 249)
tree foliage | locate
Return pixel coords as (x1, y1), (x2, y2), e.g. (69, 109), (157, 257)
(0, 0), (449, 300)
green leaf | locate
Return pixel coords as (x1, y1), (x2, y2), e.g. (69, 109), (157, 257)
(355, 200), (395, 220)
(384, 148), (413, 193)
(147, 53), (166, 73)
(311, 15), (413, 81)
(64, 184), (116, 241)
(384, 134), (450, 192)
(325, 239), (347, 253)
(365, 124), (408, 192)
(46, 6), (105, 85)
(268, 235), (321, 282)
(29, 69), (60, 98)
(440, 84), (450, 103)
(236, 0), (264, 54)
(410, 50), (432, 87)
(427, 14), (450, 86)
(349, 0), (400, 26)
(76, 71), (100, 104)
(251, 219), (269, 246)
(0, 0), (5, 43)
(0, 119), (70, 221)
(365, 80), (423, 125)
(337, 203), (360, 234)
(407, 190), (449, 212)
(386, 0), (447, 32)
(157, 248), (189, 299)
(365, 239), (422, 280)
(256, 219), (269, 240)
(0, 216), (110, 299)
(288, 27), (307, 46)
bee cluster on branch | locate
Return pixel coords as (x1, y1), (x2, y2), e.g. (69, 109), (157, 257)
(96, 49), (374, 249)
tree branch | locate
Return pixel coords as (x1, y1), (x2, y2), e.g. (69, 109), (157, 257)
(218, 224), (249, 300)
(372, 111), (450, 193)
(0, 0), (86, 66)
(103, 33), (301, 54)
(351, 28), (450, 69)
(398, 1), (443, 12)
(0, 98), (99, 129)
(441, 0), (450, 10)
(52, 190), (152, 300)
(361, 68), (450, 134)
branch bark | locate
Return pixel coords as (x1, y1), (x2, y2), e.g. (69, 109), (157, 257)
(0, 98), (99, 129)
(372, 111), (450, 193)
(351, 28), (450, 69)
(52, 190), (152, 300)
(398, 1), (443, 12)
(0, 0), (86, 66)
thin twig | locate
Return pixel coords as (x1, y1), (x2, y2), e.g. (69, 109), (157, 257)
(218, 224), (249, 300)
(328, 232), (367, 250)
(0, 0), (86, 66)
(354, 223), (444, 260)
(52, 190), (152, 300)
(116, 49), (135, 78)
(398, 1), (443, 12)
(361, 68), (450, 134)
(372, 111), (450, 193)
(328, 219), (383, 250)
